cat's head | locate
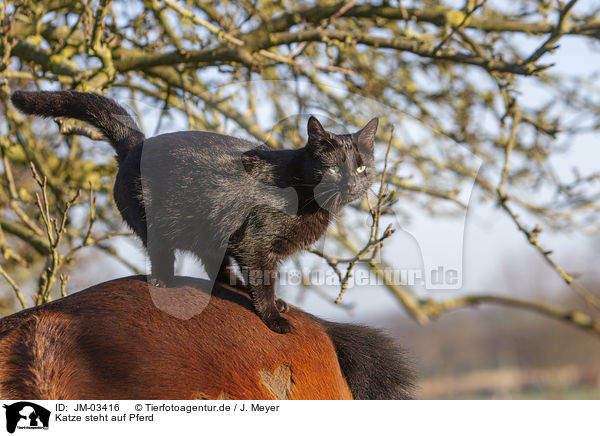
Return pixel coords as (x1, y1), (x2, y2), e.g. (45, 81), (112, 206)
(302, 116), (378, 212)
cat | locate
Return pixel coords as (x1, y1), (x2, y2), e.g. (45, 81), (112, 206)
(11, 90), (378, 333)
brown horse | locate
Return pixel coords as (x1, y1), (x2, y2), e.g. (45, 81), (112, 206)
(0, 276), (414, 400)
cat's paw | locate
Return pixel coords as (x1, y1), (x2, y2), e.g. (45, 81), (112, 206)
(275, 298), (290, 313)
(264, 315), (292, 334)
(148, 276), (168, 287)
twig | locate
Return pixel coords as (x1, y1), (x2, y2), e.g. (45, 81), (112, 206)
(0, 263), (28, 309)
(419, 293), (600, 337)
(287, 0), (360, 59)
(162, 0), (245, 47)
(30, 162), (81, 304)
(57, 119), (106, 141)
(1, 140), (44, 236)
(59, 273), (70, 298)
(495, 104), (600, 312)
(432, 0), (488, 55)
(522, 0), (579, 67)
(334, 224), (395, 304)
(498, 108), (521, 196)
(497, 197), (600, 311)
(257, 49), (354, 75)
(0, 225), (27, 266)
(370, 126), (395, 249)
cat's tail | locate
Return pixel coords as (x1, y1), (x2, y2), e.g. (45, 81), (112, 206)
(316, 317), (416, 399)
(10, 90), (144, 164)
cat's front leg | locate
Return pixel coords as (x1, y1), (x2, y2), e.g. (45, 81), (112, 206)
(247, 267), (292, 334)
(257, 298), (292, 333)
(148, 244), (175, 287)
(275, 298), (290, 313)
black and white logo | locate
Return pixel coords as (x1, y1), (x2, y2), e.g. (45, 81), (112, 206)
(3, 402), (50, 433)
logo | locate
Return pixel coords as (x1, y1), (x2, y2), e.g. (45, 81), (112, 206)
(3, 402), (50, 434)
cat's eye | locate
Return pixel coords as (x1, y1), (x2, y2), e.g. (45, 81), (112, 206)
(329, 166), (340, 174)
(356, 165), (366, 173)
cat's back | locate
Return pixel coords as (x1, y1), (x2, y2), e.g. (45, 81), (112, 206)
(142, 130), (265, 162)
(139, 129), (266, 192)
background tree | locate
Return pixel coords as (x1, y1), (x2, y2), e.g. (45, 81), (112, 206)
(1, 0), (599, 334)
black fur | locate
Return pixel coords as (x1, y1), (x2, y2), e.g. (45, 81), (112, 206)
(11, 90), (379, 334)
(318, 318), (416, 399)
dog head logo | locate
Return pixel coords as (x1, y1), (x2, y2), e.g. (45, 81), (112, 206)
(3, 402), (50, 433)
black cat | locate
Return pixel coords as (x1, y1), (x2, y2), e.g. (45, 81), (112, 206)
(11, 90), (378, 333)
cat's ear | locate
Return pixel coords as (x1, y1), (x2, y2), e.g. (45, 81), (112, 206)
(307, 116), (334, 151)
(307, 116), (327, 139)
(355, 118), (379, 150)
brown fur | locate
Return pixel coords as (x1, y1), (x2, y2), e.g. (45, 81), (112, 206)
(0, 277), (353, 400)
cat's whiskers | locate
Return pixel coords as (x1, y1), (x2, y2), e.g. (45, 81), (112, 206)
(318, 187), (344, 215)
